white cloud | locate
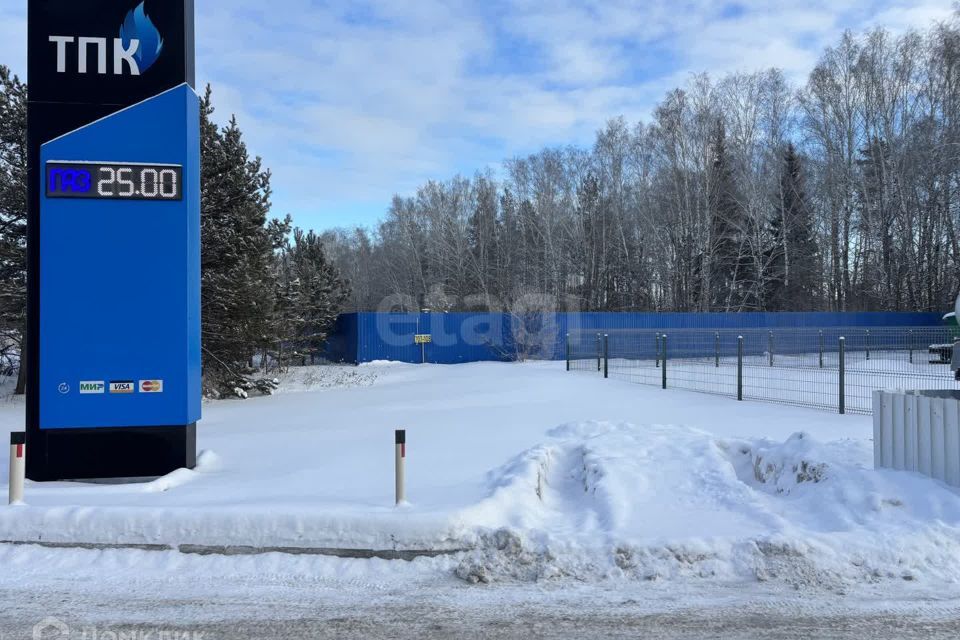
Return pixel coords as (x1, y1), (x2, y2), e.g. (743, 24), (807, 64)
(868, 1), (954, 32)
(0, 5), (26, 78)
(0, 1), (953, 230)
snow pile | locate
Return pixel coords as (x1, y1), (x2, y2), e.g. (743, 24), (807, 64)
(453, 421), (960, 588)
(272, 364), (378, 394)
(141, 451), (223, 493)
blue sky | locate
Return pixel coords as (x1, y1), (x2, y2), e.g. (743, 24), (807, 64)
(0, 1), (952, 233)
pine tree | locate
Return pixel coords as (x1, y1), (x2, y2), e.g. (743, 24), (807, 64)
(0, 66), (27, 393)
(271, 251), (301, 369)
(766, 143), (819, 310)
(273, 229), (349, 367)
(707, 119), (750, 310)
(854, 137), (897, 309)
(467, 175), (500, 307)
(199, 86), (290, 396)
(498, 188), (520, 304)
(576, 172), (603, 310)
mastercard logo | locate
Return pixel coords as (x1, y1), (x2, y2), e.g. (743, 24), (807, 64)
(140, 380), (164, 393)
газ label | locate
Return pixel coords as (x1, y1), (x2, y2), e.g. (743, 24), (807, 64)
(109, 381), (134, 394)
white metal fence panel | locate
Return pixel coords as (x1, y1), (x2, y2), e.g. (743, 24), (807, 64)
(873, 390), (960, 487)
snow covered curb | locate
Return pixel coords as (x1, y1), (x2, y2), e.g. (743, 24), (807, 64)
(0, 453), (471, 552)
(0, 507), (471, 552)
(453, 525), (960, 589)
(0, 539), (468, 560)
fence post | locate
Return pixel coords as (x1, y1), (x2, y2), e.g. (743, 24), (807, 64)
(737, 336), (743, 401)
(565, 333), (570, 372)
(819, 330), (824, 369)
(395, 430), (406, 505)
(596, 333), (601, 372)
(656, 333), (661, 368)
(662, 334), (668, 390)
(715, 332), (720, 368)
(839, 337), (846, 415)
(9, 432), (25, 506)
(768, 331), (774, 367)
(909, 329), (914, 364)
(603, 334), (609, 379)
(866, 329), (871, 361)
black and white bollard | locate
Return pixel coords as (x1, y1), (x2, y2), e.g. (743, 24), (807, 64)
(9, 432), (25, 505)
(395, 429), (406, 505)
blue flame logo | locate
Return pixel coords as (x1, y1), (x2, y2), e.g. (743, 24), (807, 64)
(119, 2), (164, 73)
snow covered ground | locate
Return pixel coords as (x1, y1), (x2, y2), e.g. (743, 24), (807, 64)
(1, 361), (959, 637)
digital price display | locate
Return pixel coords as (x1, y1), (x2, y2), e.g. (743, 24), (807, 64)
(46, 161), (183, 201)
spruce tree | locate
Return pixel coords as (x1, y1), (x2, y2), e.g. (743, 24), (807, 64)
(854, 137), (896, 309)
(467, 176), (500, 306)
(273, 229), (349, 367)
(199, 86), (290, 396)
(0, 66), (27, 393)
(707, 119), (749, 310)
(766, 143), (819, 310)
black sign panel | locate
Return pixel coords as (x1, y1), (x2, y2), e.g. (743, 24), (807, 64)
(28, 0), (195, 108)
(46, 161), (183, 200)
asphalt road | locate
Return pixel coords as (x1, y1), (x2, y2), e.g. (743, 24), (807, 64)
(3, 602), (960, 640)
(1, 577), (959, 640)
(0, 545), (958, 640)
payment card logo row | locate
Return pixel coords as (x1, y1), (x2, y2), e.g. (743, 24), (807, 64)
(77, 380), (163, 395)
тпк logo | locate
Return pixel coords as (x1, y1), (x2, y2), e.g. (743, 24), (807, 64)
(48, 1), (164, 76)
(119, 1), (165, 73)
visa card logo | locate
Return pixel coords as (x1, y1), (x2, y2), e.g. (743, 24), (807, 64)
(79, 381), (105, 394)
(139, 380), (164, 393)
(110, 381), (135, 394)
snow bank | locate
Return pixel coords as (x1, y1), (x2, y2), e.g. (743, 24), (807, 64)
(1, 362), (958, 592)
(141, 451), (222, 493)
(272, 364), (379, 394)
(454, 421), (960, 588)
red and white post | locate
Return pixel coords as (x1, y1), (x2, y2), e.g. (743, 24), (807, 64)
(9, 432), (25, 505)
(395, 429), (406, 505)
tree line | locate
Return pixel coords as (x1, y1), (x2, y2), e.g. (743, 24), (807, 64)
(322, 18), (960, 316)
(0, 70), (349, 397)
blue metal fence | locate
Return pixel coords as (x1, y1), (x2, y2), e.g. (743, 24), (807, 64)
(596, 327), (937, 361)
(569, 325), (957, 415)
(324, 312), (944, 365)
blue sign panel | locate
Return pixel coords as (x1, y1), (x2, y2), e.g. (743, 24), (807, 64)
(27, 1), (198, 479)
(38, 86), (201, 430)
